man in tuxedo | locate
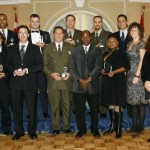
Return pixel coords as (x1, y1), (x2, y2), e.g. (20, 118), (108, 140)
(7, 25), (43, 140)
(29, 14), (51, 118)
(0, 32), (11, 135)
(113, 14), (131, 51)
(64, 14), (82, 47)
(91, 16), (111, 118)
(0, 13), (18, 47)
(70, 30), (102, 138)
(43, 26), (73, 134)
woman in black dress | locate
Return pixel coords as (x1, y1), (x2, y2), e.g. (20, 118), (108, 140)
(141, 35), (150, 142)
(101, 34), (130, 138)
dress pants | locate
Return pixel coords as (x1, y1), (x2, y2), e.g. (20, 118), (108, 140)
(74, 92), (99, 133)
(48, 89), (70, 130)
(0, 79), (11, 133)
(38, 72), (49, 114)
(11, 89), (37, 135)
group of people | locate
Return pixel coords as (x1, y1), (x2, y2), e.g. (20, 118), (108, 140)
(0, 12), (150, 143)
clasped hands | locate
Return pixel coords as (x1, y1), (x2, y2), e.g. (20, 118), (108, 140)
(51, 72), (70, 81)
(102, 69), (114, 77)
(0, 72), (6, 79)
(13, 68), (28, 77)
(79, 77), (92, 91)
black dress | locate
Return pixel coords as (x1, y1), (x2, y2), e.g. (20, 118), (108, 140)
(101, 49), (130, 108)
(141, 52), (150, 101)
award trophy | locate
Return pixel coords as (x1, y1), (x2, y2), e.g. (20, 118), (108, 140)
(0, 64), (3, 72)
(61, 67), (68, 78)
(67, 32), (72, 41)
(10, 38), (14, 45)
(103, 62), (112, 73)
(97, 40), (104, 48)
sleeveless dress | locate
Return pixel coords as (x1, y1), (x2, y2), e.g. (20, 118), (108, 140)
(127, 40), (147, 105)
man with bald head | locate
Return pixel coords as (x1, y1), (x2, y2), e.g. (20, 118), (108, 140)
(70, 30), (102, 138)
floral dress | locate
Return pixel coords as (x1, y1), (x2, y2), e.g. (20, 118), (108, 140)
(127, 40), (147, 105)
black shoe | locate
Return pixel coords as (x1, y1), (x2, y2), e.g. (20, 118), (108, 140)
(64, 129), (73, 133)
(3, 131), (13, 136)
(147, 138), (150, 142)
(12, 134), (24, 140)
(29, 133), (38, 139)
(26, 114), (29, 118)
(43, 113), (50, 118)
(100, 113), (107, 118)
(127, 127), (136, 133)
(52, 130), (60, 135)
(75, 131), (86, 138)
(92, 131), (100, 137)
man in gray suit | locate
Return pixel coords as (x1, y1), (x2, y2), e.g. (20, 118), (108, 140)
(91, 16), (111, 118)
(70, 30), (102, 138)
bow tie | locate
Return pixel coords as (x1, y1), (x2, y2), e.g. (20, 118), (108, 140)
(31, 30), (39, 33)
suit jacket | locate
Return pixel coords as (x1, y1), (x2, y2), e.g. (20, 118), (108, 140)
(6, 29), (18, 46)
(70, 44), (102, 94)
(113, 31), (131, 51)
(64, 29), (82, 47)
(43, 42), (73, 90)
(29, 30), (51, 45)
(91, 29), (111, 54)
(7, 42), (43, 90)
(0, 44), (8, 90)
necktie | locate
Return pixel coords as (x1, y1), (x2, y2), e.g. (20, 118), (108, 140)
(2, 29), (6, 44)
(121, 32), (125, 41)
(84, 46), (88, 54)
(31, 30), (39, 33)
(95, 32), (99, 44)
(58, 44), (61, 56)
(68, 31), (72, 38)
(20, 45), (25, 61)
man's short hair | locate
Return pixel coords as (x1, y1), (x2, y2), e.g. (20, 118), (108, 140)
(18, 25), (30, 33)
(65, 14), (76, 21)
(0, 13), (7, 20)
(93, 16), (103, 21)
(30, 14), (40, 19)
(117, 14), (127, 21)
(53, 26), (64, 33)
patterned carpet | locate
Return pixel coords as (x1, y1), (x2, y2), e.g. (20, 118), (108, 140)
(0, 95), (150, 134)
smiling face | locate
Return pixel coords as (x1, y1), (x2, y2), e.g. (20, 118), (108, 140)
(66, 16), (75, 29)
(107, 37), (119, 50)
(130, 27), (140, 39)
(117, 16), (128, 30)
(0, 14), (8, 29)
(93, 17), (103, 31)
(54, 28), (64, 43)
(30, 17), (40, 30)
(18, 28), (29, 43)
(81, 30), (91, 46)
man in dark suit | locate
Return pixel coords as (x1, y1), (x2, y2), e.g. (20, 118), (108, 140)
(0, 13), (18, 47)
(0, 32), (11, 135)
(70, 30), (102, 138)
(29, 14), (51, 118)
(64, 14), (82, 47)
(7, 25), (43, 140)
(113, 14), (132, 118)
(113, 14), (131, 52)
(91, 16), (111, 118)
(43, 26), (73, 134)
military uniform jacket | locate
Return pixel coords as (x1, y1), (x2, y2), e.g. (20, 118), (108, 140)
(43, 42), (73, 90)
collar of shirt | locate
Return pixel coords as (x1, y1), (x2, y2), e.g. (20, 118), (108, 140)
(0, 46), (2, 53)
(120, 29), (128, 39)
(19, 41), (29, 53)
(0, 28), (8, 40)
(83, 44), (90, 52)
(67, 29), (75, 37)
(95, 29), (102, 37)
(55, 42), (63, 51)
